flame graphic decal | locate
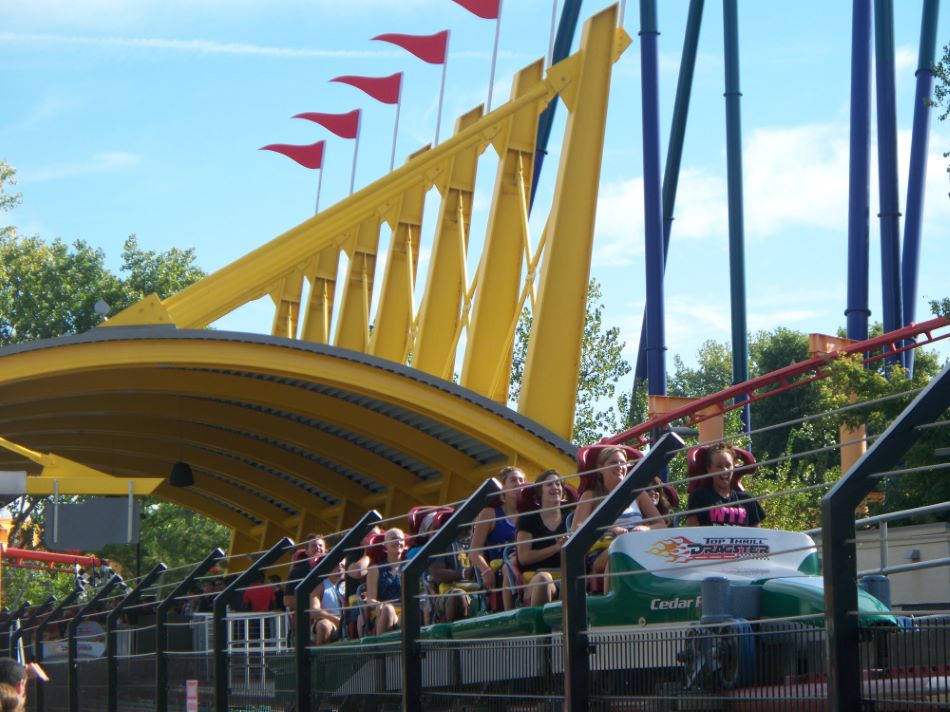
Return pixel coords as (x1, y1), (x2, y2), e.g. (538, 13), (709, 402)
(647, 536), (696, 564)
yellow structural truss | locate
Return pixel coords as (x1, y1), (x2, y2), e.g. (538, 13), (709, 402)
(0, 6), (629, 557)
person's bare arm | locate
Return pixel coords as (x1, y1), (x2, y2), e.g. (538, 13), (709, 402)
(572, 493), (595, 532)
(309, 583), (340, 625)
(365, 566), (380, 603)
(469, 507), (495, 582)
(515, 529), (563, 568)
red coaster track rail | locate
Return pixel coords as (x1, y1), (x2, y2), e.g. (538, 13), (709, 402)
(608, 317), (950, 447)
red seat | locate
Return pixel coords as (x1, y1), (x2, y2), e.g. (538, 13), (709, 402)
(686, 445), (757, 493)
(407, 505), (455, 548)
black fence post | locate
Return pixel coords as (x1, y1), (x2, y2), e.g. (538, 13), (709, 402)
(106, 563), (166, 712)
(295, 510), (382, 712)
(8, 600), (37, 658)
(155, 547), (224, 712)
(823, 362), (950, 709)
(5, 602), (30, 658)
(213, 537), (293, 712)
(401, 477), (501, 711)
(67, 573), (123, 712)
(12, 597), (54, 662)
(562, 432), (684, 712)
(34, 588), (80, 712)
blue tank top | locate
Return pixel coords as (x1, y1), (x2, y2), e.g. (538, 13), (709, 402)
(377, 565), (401, 602)
(484, 506), (517, 562)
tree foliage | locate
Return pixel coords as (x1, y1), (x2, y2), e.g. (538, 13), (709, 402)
(510, 279), (632, 445)
(100, 498), (231, 579)
(666, 321), (946, 530)
(936, 41), (950, 194)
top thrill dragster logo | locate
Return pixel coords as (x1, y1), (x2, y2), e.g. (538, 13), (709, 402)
(647, 536), (770, 564)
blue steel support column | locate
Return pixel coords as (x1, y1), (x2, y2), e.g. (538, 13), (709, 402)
(529, 0), (584, 211)
(632, 0), (705, 395)
(901, 0), (941, 375)
(874, 0), (903, 366)
(640, 0), (667, 403)
(846, 0), (873, 343)
(723, 0), (750, 431)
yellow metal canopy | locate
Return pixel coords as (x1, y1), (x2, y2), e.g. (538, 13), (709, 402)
(0, 326), (576, 553)
(0, 6), (627, 558)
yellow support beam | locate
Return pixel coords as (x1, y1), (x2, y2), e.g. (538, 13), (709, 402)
(413, 107), (483, 379)
(27, 477), (163, 495)
(460, 60), (545, 402)
(300, 249), (341, 344)
(108, 47), (576, 336)
(369, 148), (428, 362)
(228, 529), (260, 572)
(520, 7), (631, 438)
(0, 434), (163, 494)
(334, 218), (380, 351)
(270, 265), (306, 338)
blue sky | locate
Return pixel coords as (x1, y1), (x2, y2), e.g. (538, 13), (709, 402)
(2, 0), (949, 379)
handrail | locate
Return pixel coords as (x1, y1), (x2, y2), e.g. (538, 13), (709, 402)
(562, 432), (684, 712)
(822, 360), (950, 709)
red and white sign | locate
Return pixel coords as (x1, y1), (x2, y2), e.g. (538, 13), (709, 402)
(186, 680), (198, 712)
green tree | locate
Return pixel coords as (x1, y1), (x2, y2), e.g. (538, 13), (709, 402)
(100, 499), (230, 579)
(935, 41), (950, 192)
(0, 161), (22, 233)
(510, 279), (632, 445)
(0, 161), (226, 600)
(819, 352), (948, 522)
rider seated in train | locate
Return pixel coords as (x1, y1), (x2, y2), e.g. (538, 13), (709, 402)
(572, 445), (667, 580)
(469, 465), (527, 611)
(647, 475), (680, 526)
(514, 469), (574, 607)
(310, 559), (346, 645)
(427, 526), (476, 623)
(363, 527), (406, 636)
(685, 443), (765, 527)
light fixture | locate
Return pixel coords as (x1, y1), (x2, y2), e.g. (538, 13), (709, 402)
(169, 461), (194, 487)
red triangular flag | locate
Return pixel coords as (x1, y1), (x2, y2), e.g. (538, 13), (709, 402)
(293, 109), (360, 139)
(372, 30), (449, 65)
(259, 141), (325, 169)
(330, 73), (402, 105)
(451, 0), (500, 20)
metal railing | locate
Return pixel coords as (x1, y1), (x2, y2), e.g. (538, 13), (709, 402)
(10, 362), (950, 712)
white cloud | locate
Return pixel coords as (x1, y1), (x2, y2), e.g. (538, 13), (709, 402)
(24, 152), (142, 182)
(3, 94), (79, 132)
(744, 123), (851, 237)
(0, 32), (394, 58)
(895, 45), (917, 77)
(593, 168), (727, 266)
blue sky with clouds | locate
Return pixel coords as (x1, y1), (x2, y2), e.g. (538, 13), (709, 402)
(2, 0), (949, 376)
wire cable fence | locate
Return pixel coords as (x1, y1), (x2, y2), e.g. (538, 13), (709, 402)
(9, 365), (948, 712)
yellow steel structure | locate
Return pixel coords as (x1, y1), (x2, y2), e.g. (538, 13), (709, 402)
(0, 6), (628, 557)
